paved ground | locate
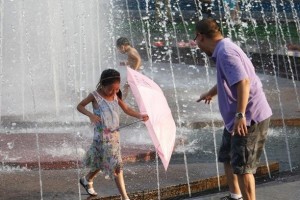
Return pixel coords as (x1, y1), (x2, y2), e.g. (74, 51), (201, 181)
(186, 170), (300, 200)
(0, 162), (299, 199)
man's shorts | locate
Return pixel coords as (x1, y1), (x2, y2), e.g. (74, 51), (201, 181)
(218, 117), (270, 174)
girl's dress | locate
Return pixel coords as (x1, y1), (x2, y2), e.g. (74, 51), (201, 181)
(84, 91), (123, 179)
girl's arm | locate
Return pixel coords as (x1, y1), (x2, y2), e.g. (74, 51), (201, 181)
(118, 98), (149, 121)
(77, 93), (101, 124)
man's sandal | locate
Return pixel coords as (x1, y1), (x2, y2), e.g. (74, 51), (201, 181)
(80, 177), (98, 196)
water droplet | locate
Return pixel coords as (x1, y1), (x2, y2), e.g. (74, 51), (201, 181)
(7, 141), (14, 149)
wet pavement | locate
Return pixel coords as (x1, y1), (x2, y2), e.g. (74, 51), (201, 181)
(187, 170), (300, 200)
(0, 160), (299, 199)
(0, 161), (282, 200)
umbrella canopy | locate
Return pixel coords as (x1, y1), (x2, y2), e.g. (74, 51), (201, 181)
(126, 67), (176, 170)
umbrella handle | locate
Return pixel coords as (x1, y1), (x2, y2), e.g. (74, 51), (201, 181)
(111, 119), (144, 132)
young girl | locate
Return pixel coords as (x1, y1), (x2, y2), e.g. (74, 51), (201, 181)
(77, 69), (148, 199)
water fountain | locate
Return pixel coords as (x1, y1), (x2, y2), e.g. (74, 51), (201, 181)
(0, 0), (300, 199)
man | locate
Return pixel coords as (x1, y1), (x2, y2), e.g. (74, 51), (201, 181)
(195, 18), (272, 200)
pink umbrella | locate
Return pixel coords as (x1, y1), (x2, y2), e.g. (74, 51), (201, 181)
(126, 67), (176, 171)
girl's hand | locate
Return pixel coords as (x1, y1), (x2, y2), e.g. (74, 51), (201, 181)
(89, 114), (101, 125)
(140, 114), (149, 121)
(120, 61), (126, 66)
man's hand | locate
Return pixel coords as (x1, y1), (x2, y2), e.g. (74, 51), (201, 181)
(196, 92), (213, 104)
(196, 85), (217, 104)
(232, 118), (248, 136)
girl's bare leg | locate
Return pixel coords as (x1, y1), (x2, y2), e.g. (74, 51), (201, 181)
(80, 169), (100, 196)
(86, 169), (101, 182)
(114, 169), (129, 199)
(86, 169), (101, 192)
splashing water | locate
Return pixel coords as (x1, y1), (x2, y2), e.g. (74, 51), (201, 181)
(1, 0), (300, 199)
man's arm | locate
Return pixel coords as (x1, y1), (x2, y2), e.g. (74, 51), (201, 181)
(196, 84), (217, 104)
(233, 78), (250, 136)
(236, 78), (250, 115)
